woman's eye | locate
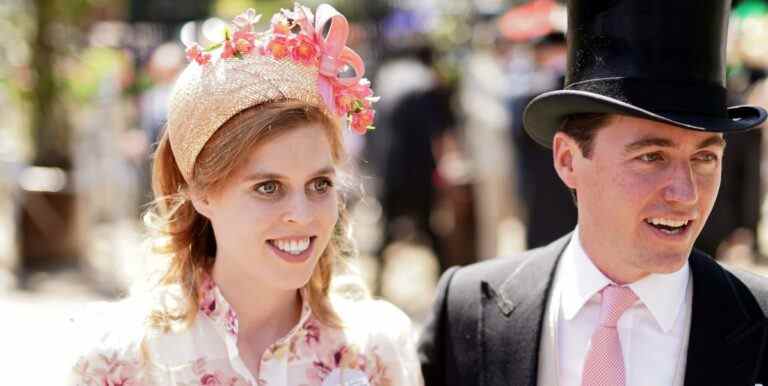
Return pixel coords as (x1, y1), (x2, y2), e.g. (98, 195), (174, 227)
(255, 181), (280, 195)
(310, 178), (332, 194)
(638, 153), (663, 163)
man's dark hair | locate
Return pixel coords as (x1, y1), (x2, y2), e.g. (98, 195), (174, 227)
(555, 113), (613, 202)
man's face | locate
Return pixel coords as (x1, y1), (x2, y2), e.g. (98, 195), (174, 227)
(555, 115), (726, 283)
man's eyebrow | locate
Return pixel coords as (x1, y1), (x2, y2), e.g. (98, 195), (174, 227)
(623, 134), (727, 154)
(623, 137), (676, 153)
(696, 135), (726, 149)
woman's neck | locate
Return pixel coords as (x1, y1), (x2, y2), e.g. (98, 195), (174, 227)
(211, 261), (302, 343)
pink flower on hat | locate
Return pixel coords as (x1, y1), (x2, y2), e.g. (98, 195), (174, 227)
(271, 13), (292, 35)
(220, 41), (236, 59)
(233, 29), (256, 55)
(233, 8), (261, 31)
(185, 43), (211, 65)
(284, 3), (315, 34)
(180, 3), (378, 136)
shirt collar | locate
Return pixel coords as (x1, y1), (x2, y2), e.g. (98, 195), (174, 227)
(560, 227), (690, 333)
(628, 263), (689, 333)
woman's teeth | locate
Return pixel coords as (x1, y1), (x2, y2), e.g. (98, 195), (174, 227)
(645, 218), (690, 234)
(271, 238), (310, 255)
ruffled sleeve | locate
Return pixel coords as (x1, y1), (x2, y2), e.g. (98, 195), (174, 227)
(66, 300), (148, 386)
(339, 299), (424, 386)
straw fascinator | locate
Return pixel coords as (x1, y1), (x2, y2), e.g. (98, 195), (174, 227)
(168, 3), (378, 182)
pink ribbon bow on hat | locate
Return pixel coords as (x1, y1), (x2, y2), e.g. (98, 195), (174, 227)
(310, 5), (376, 132)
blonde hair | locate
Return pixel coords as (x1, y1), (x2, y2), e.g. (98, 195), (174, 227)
(144, 99), (359, 332)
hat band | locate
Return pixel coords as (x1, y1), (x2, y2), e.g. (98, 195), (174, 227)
(566, 77), (728, 118)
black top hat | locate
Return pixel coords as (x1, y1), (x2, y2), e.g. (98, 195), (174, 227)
(523, 0), (767, 148)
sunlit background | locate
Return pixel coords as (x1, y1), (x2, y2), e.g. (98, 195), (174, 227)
(2, 0), (768, 383)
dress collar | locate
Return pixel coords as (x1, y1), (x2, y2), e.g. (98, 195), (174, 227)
(197, 274), (313, 342)
(560, 228), (690, 333)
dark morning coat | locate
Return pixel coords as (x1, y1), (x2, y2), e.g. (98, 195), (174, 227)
(417, 234), (768, 386)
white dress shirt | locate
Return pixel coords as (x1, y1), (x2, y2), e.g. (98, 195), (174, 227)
(538, 228), (692, 386)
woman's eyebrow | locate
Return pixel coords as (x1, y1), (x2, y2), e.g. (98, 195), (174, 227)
(242, 166), (335, 182)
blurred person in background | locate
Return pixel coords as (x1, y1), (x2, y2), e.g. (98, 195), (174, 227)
(459, 21), (516, 260)
(695, 1), (768, 260)
(419, 1), (768, 385)
(132, 42), (186, 210)
(68, 5), (422, 385)
(379, 44), (457, 272)
(509, 31), (577, 249)
(694, 68), (764, 259)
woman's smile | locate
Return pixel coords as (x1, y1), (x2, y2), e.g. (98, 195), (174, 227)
(267, 236), (317, 263)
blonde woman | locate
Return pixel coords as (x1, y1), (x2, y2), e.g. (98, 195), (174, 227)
(69, 4), (422, 386)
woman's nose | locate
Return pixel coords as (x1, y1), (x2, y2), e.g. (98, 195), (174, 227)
(282, 193), (313, 225)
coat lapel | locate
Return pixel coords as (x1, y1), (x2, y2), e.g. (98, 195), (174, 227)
(480, 235), (569, 386)
(683, 252), (768, 386)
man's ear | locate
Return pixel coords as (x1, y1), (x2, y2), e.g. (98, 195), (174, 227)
(189, 189), (213, 219)
(552, 132), (579, 190)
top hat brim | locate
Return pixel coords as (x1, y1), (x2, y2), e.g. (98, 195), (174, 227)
(523, 90), (768, 148)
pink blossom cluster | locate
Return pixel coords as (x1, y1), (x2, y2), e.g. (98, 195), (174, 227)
(184, 4), (378, 134)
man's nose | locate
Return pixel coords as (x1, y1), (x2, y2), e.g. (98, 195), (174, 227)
(663, 161), (698, 206)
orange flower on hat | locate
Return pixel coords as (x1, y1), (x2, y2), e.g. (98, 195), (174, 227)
(266, 36), (291, 59)
(350, 108), (375, 134)
(291, 35), (319, 66)
(334, 78), (375, 114)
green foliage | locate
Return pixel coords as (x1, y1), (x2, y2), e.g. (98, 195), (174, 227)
(213, 0), (290, 19)
(64, 47), (126, 102)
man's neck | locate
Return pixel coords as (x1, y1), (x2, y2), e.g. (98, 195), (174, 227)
(576, 227), (649, 285)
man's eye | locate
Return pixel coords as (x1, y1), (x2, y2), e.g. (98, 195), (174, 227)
(255, 181), (280, 195)
(638, 153), (663, 162)
(694, 153), (718, 163)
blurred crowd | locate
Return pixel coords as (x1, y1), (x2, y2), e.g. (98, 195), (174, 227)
(2, 0), (768, 337)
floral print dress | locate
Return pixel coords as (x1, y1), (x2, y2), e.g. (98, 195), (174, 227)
(68, 278), (423, 386)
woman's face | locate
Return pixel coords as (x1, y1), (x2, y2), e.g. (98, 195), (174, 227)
(194, 124), (339, 291)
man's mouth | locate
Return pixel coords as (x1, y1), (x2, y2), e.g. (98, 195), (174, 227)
(644, 217), (692, 235)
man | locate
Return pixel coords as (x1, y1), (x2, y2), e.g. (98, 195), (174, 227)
(418, 1), (768, 385)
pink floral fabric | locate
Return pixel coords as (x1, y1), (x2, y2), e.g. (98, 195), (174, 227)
(68, 278), (422, 386)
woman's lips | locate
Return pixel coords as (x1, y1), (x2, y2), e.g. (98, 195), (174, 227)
(267, 236), (316, 263)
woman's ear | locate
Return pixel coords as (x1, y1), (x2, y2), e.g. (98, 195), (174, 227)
(189, 189), (213, 219)
(552, 132), (578, 190)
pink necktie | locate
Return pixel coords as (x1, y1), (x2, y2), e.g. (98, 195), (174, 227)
(581, 285), (638, 386)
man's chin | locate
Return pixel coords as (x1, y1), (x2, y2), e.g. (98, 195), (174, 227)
(644, 250), (691, 274)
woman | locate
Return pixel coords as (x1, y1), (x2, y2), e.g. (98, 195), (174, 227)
(69, 4), (422, 385)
